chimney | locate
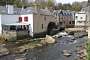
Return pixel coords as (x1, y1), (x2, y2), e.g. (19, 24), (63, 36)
(6, 5), (14, 14)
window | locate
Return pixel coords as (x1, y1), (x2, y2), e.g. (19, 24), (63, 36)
(16, 25), (28, 31)
(59, 22), (63, 25)
(19, 17), (22, 22)
(69, 21), (72, 24)
(10, 26), (16, 30)
(44, 16), (46, 21)
(78, 21), (82, 23)
(72, 21), (75, 24)
(81, 17), (83, 19)
(42, 24), (43, 29)
(24, 17), (28, 22)
(75, 16), (78, 19)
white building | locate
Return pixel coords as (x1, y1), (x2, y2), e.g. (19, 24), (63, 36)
(0, 14), (19, 35)
(1, 9), (57, 40)
(0, 16), (2, 35)
(82, 0), (90, 38)
(0, 5), (58, 40)
(75, 11), (87, 28)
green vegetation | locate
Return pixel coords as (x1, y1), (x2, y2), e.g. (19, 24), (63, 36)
(0, 0), (26, 8)
(71, 2), (81, 11)
(0, 0), (84, 11)
(86, 40), (90, 60)
(55, 2), (81, 11)
(0, 36), (7, 43)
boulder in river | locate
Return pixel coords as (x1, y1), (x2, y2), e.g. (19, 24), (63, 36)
(45, 35), (56, 44)
(0, 47), (9, 56)
(62, 50), (72, 57)
(15, 46), (27, 54)
(40, 40), (46, 45)
(35, 44), (43, 47)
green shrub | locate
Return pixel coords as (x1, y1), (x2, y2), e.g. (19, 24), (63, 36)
(0, 36), (6, 43)
(87, 41), (90, 60)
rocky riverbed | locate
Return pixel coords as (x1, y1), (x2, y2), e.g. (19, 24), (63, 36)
(0, 35), (56, 55)
(0, 32), (88, 60)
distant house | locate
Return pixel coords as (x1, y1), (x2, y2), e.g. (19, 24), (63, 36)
(53, 10), (75, 29)
(75, 11), (87, 28)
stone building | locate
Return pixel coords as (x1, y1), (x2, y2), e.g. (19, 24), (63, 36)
(53, 10), (75, 29)
(87, 0), (90, 38)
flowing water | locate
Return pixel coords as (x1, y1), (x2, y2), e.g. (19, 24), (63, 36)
(0, 34), (87, 60)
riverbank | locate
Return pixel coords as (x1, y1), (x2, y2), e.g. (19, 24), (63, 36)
(0, 32), (88, 60)
(2, 35), (56, 54)
(86, 40), (90, 60)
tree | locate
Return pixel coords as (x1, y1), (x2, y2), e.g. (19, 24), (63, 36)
(32, 0), (55, 9)
(0, 0), (27, 8)
(58, 3), (63, 9)
(54, 2), (82, 11)
(72, 2), (81, 11)
(47, 0), (54, 7)
(62, 4), (72, 10)
(0, 0), (7, 5)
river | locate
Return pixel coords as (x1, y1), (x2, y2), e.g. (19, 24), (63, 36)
(0, 34), (87, 60)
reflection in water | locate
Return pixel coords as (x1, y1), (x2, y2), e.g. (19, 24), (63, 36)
(25, 43), (62, 60)
(26, 45), (52, 60)
(0, 54), (15, 60)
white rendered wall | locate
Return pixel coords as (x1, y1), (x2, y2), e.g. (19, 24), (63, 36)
(19, 14), (33, 36)
(0, 15), (2, 35)
(88, 27), (90, 38)
(75, 13), (86, 26)
(1, 15), (19, 24)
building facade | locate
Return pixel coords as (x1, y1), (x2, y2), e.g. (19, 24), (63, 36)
(1, 8), (57, 39)
(75, 11), (87, 28)
(53, 10), (75, 29)
(87, 0), (90, 38)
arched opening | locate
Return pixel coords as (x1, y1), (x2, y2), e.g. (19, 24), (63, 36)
(47, 22), (57, 35)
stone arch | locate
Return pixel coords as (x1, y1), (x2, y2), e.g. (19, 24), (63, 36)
(47, 22), (56, 35)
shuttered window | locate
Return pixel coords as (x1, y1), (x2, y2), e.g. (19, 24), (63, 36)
(19, 17), (22, 22)
(24, 17), (28, 22)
